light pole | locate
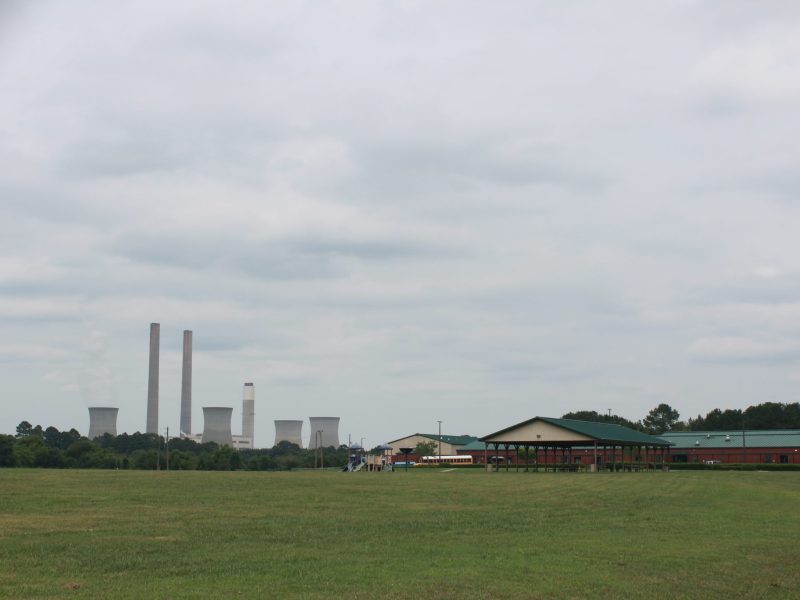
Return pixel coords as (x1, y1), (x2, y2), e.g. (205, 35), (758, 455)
(437, 420), (442, 462)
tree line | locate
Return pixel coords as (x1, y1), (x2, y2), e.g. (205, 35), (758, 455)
(0, 421), (350, 471)
(562, 401), (800, 434)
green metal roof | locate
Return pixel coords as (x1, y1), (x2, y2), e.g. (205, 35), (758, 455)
(420, 434), (479, 446)
(480, 416), (672, 447)
(459, 439), (488, 451)
(660, 430), (800, 449)
(387, 433), (479, 447)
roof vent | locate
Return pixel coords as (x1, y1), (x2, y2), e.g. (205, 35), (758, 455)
(695, 440), (700, 446)
(725, 435), (731, 442)
(706, 434), (711, 439)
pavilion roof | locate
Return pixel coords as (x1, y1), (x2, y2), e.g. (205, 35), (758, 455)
(480, 416), (673, 447)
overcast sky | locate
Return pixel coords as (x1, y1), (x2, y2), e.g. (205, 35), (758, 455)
(2, 1), (800, 447)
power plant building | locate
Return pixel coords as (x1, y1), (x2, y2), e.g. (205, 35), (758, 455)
(274, 420), (304, 447)
(241, 382), (254, 449)
(88, 407), (118, 439)
(201, 407), (233, 446)
(180, 330), (192, 435)
(308, 417), (340, 449)
(146, 322), (160, 434)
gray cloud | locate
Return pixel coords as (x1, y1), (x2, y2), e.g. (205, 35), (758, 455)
(2, 1), (800, 444)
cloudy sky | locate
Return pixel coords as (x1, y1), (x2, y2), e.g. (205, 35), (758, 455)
(2, 1), (800, 447)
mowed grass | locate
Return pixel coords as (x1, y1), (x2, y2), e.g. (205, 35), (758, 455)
(1, 470), (799, 599)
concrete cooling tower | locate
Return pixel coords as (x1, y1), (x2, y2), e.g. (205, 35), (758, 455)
(146, 322), (160, 434)
(308, 417), (340, 449)
(274, 420), (303, 447)
(88, 407), (118, 439)
(201, 407), (233, 446)
(242, 383), (254, 444)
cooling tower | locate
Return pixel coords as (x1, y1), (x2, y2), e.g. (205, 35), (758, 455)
(201, 407), (233, 446)
(180, 330), (192, 435)
(274, 420), (303, 447)
(308, 417), (340, 449)
(146, 322), (160, 434)
(88, 407), (118, 439)
(242, 382), (254, 446)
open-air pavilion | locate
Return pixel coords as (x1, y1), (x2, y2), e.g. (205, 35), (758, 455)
(480, 416), (673, 472)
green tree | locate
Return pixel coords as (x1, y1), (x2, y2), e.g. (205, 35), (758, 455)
(0, 434), (16, 467)
(642, 404), (681, 434)
(413, 440), (438, 457)
(15, 421), (33, 438)
(13, 436), (46, 467)
(744, 402), (800, 429)
(689, 408), (742, 431)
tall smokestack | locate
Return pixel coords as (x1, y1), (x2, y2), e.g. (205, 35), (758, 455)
(180, 330), (192, 435)
(146, 323), (160, 434)
(242, 382), (254, 448)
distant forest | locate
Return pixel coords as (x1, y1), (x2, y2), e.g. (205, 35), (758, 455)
(0, 423), (349, 471)
(562, 401), (800, 434)
(3, 401), (800, 470)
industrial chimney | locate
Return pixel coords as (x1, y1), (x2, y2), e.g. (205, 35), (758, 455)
(201, 407), (233, 446)
(308, 417), (340, 449)
(88, 407), (118, 439)
(180, 330), (192, 435)
(146, 323), (159, 434)
(274, 420), (303, 447)
(242, 382), (254, 448)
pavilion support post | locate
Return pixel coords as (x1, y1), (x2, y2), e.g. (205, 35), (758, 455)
(639, 446), (647, 469)
(505, 444), (509, 472)
(515, 445), (519, 472)
(525, 445), (529, 472)
(610, 445), (614, 471)
(593, 441), (598, 473)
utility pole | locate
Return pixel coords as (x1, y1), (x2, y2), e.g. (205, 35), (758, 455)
(742, 416), (747, 464)
(165, 426), (169, 471)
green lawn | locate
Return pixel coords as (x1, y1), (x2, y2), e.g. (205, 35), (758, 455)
(1, 469), (798, 599)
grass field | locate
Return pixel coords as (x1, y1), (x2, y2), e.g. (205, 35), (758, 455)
(1, 469), (798, 599)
